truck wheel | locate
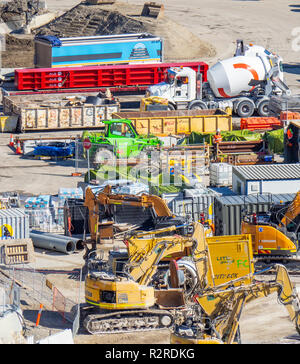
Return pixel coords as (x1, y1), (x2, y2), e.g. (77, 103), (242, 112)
(188, 101), (207, 110)
(129, 162), (160, 179)
(167, 103), (175, 110)
(236, 99), (255, 117)
(257, 98), (269, 117)
(92, 148), (115, 168)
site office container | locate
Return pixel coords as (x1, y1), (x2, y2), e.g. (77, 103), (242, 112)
(214, 193), (296, 236)
(112, 108), (231, 136)
(14, 61), (208, 92)
(34, 33), (164, 68)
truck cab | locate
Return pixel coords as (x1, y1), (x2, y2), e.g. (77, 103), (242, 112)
(148, 67), (197, 107)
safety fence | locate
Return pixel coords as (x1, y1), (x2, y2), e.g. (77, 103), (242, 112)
(0, 280), (20, 315)
(0, 263), (81, 338)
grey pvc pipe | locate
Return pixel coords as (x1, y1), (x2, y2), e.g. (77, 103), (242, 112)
(30, 231), (76, 254)
(30, 231), (85, 251)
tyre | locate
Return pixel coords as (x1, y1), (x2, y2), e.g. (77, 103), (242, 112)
(167, 103), (175, 110)
(256, 98), (269, 117)
(92, 147), (115, 168)
(129, 162), (160, 179)
(188, 100), (207, 110)
(236, 99), (255, 117)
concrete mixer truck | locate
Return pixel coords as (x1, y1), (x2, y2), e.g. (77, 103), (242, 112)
(146, 40), (291, 117)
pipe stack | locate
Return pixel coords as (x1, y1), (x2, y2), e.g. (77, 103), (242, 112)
(30, 230), (84, 255)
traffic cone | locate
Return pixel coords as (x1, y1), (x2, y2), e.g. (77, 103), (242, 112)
(16, 140), (22, 154)
(9, 134), (14, 147)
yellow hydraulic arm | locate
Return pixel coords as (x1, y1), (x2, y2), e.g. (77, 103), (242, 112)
(281, 190), (300, 227)
(125, 224), (195, 286)
(84, 185), (174, 244)
(192, 264), (300, 344)
(170, 222), (300, 344)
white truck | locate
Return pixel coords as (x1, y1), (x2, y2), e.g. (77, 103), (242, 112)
(147, 40), (291, 117)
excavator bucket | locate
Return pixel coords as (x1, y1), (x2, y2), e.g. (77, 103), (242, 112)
(154, 289), (185, 308)
(141, 2), (164, 19)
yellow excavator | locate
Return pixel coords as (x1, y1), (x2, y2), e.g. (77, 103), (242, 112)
(83, 186), (188, 250)
(82, 223), (255, 335)
(241, 191), (300, 257)
(170, 225), (300, 344)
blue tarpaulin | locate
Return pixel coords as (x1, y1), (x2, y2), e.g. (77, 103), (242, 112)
(33, 142), (75, 157)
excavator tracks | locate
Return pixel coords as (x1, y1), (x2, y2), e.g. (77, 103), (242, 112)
(83, 309), (174, 335)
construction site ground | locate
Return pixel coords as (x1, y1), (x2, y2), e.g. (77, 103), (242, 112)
(1, 0), (300, 344)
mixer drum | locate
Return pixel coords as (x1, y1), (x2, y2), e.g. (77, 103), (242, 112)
(207, 56), (269, 98)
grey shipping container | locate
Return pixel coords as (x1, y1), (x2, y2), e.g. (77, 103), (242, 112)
(162, 188), (219, 223)
(214, 193), (296, 236)
(0, 208), (29, 240)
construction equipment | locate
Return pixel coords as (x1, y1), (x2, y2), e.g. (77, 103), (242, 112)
(171, 264), (300, 344)
(147, 40), (291, 117)
(83, 185), (189, 252)
(84, 119), (162, 166)
(241, 191), (300, 258)
(170, 225), (300, 344)
(82, 222), (255, 335)
(82, 224), (196, 334)
(141, 2), (164, 19)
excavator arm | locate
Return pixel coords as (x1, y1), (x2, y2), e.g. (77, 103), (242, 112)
(281, 191), (300, 229)
(170, 222), (300, 344)
(173, 264), (300, 344)
(84, 186), (174, 245)
(124, 224), (195, 286)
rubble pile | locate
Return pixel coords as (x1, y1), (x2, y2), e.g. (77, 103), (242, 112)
(0, 0), (47, 24)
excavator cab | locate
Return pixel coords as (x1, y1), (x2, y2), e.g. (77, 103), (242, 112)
(241, 192), (300, 257)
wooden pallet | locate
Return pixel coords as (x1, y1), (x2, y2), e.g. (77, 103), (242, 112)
(1, 239), (34, 265)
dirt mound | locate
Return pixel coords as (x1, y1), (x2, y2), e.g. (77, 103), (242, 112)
(2, 1), (215, 68)
(0, 0), (47, 23)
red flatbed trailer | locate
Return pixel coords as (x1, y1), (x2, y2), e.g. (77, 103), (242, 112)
(14, 61), (208, 92)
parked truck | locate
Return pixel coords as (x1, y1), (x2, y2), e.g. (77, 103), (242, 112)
(147, 40), (291, 117)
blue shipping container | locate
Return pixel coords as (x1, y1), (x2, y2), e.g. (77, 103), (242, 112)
(34, 33), (163, 68)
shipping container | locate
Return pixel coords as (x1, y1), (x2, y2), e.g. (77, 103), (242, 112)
(3, 93), (120, 132)
(112, 109), (231, 136)
(162, 187), (220, 224)
(0, 208), (29, 240)
(14, 61), (208, 91)
(34, 33), (163, 68)
(214, 193), (296, 236)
